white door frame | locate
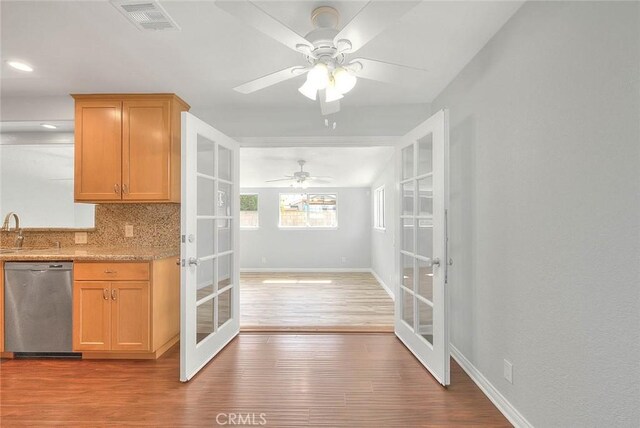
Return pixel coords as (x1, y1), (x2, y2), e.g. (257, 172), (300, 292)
(394, 109), (450, 385)
(180, 112), (240, 382)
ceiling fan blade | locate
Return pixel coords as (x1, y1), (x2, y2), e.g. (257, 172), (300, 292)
(349, 58), (427, 85)
(265, 177), (295, 183)
(308, 178), (333, 184)
(216, 1), (313, 53)
(334, 1), (420, 53)
(234, 66), (307, 94)
(308, 176), (333, 180)
(319, 92), (341, 116)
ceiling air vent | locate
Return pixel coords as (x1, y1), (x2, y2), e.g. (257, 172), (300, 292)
(111, 1), (180, 31)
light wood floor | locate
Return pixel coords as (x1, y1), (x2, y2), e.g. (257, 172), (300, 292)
(0, 334), (510, 427)
(240, 272), (395, 331)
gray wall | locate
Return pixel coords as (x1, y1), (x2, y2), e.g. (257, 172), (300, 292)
(431, 1), (640, 426)
(239, 187), (371, 270)
(370, 157), (397, 296)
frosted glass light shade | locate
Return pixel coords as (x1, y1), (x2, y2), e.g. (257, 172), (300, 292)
(306, 63), (330, 90)
(298, 80), (317, 100)
(333, 67), (357, 94)
(325, 84), (344, 103)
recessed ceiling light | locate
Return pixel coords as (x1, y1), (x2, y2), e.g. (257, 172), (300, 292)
(7, 61), (34, 72)
(40, 123), (57, 129)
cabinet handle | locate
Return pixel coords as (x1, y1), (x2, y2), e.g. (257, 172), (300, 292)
(111, 289), (117, 301)
(122, 183), (129, 194)
(114, 184), (121, 194)
(103, 288), (109, 300)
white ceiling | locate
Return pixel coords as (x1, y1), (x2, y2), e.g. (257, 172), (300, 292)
(0, 1), (522, 136)
(240, 146), (394, 187)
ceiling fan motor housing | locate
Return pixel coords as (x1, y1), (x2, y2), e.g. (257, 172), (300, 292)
(304, 7), (344, 65)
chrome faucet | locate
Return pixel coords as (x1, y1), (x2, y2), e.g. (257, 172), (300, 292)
(2, 212), (24, 248)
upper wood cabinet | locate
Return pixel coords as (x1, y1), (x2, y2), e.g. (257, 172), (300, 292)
(72, 94), (189, 203)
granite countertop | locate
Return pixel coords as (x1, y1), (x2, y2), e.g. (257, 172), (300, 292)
(0, 246), (180, 262)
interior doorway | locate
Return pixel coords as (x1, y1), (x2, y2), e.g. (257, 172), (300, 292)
(180, 109), (450, 385)
(237, 146), (396, 332)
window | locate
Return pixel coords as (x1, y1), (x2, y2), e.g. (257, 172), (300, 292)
(374, 186), (385, 230)
(240, 194), (259, 228)
(279, 193), (337, 228)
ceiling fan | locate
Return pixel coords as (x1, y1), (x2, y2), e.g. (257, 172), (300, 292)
(216, 1), (425, 115)
(266, 160), (332, 188)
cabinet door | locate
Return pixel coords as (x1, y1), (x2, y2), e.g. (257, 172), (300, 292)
(111, 282), (150, 351)
(75, 100), (123, 201)
(73, 282), (111, 351)
(122, 100), (171, 201)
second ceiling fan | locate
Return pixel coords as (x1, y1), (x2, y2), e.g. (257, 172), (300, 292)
(216, 1), (426, 115)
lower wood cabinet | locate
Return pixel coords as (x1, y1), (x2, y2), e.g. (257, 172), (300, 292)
(72, 258), (178, 358)
(73, 281), (150, 352)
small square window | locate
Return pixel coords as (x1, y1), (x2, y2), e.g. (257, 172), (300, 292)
(240, 194), (259, 228)
(279, 193), (337, 228)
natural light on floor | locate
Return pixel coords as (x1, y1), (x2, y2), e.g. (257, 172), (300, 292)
(262, 279), (333, 284)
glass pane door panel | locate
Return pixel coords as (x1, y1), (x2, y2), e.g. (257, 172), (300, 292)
(197, 135), (215, 176)
(217, 181), (232, 217)
(218, 289), (232, 327)
(197, 258), (215, 298)
(402, 218), (415, 253)
(197, 219), (215, 256)
(417, 259), (434, 301)
(402, 182), (415, 216)
(418, 178), (433, 217)
(197, 177), (215, 216)
(402, 145), (414, 180)
(218, 145), (232, 181)
(401, 288), (414, 327)
(417, 222), (433, 258)
(217, 253), (232, 290)
(402, 254), (414, 289)
(417, 134), (433, 176)
(217, 222), (231, 253)
(417, 299), (433, 345)
(196, 298), (215, 344)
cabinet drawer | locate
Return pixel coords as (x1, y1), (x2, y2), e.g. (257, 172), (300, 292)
(75, 262), (149, 281)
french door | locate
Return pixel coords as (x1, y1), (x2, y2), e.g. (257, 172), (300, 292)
(395, 109), (450, 385)
(180, 112), (240, 382)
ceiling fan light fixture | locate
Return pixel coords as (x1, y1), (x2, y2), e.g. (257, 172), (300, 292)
(298, 80), (317, 100)
(306, 62), (330, 90)
(333, 67), (357, 94)
(325, 83), (344, 103)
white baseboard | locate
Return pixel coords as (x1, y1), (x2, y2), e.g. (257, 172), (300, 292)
(370, 269), (395, 300)
(450, 344), (533, 428)
(240, 267), (372, 273)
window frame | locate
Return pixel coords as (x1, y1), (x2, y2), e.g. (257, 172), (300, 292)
(278, 192), (339, 230)
(239, 193), (260, 229)
(373, 185), (386, 231)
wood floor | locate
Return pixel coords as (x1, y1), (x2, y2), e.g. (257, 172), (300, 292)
(240, 272), (395, 331)
(0, 333), (510, 427)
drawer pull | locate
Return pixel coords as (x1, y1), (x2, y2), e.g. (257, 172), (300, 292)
(104, 270), (117, 274)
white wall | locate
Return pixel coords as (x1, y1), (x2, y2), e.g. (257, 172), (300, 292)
(239, 187), (371, 270)
(0, 134), (95, 229)
(370, 157), (396, 297)
(430, 1), (639, 426)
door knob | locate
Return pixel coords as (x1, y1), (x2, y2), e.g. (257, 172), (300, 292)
(431, 258), (441, 267)
(188, 257), (200, 266)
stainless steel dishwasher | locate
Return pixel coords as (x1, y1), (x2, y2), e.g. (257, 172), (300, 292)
(4, 262), (74, 354)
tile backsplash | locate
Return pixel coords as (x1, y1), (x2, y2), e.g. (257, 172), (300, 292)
(0, 204), (180, 249)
